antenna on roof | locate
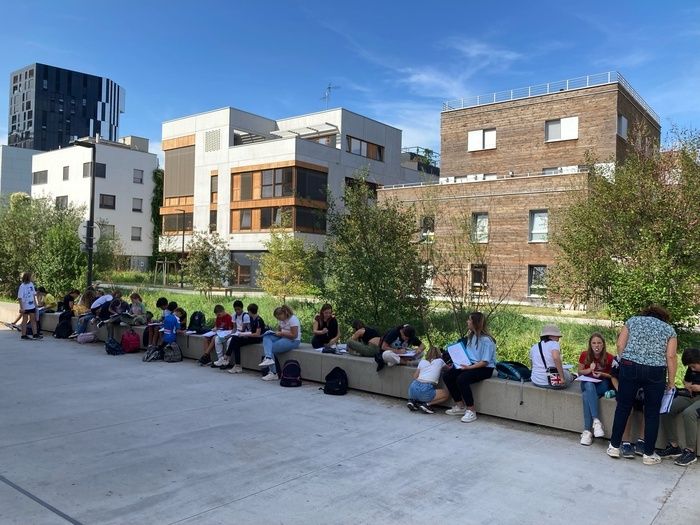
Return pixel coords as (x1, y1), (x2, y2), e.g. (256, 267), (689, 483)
(321, 82), (340, 109)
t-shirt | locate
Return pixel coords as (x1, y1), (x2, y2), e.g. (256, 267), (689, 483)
(279, 315), (301, 341)
(578, 351), (613, 375)
(316, 316), (339, 339)
(248, 316), (265, 336)
(161, 312), (180, 344)
(622, 316), (676, 367)
(42, 293), (57, 310)
(382, 326), (422, 350)
(61, 294), (76, 312)
(233, 312), (251, 331)
(684, 367), (700, 385)
(530, 340), (561, 386)
(90, 294), (113, 311)
(215, 313), (233, 331)
(360, 327), (380, 344)
(460, 334), (497, 368)
(130, 301), (145, 316)
(17, 282), (36, 311)
(417, 358), (445, 384)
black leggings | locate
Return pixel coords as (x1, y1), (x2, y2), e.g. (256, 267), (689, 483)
(311, 333), (335, 349)
(443, 366), (494, 406)
(226, 336), (262, 364)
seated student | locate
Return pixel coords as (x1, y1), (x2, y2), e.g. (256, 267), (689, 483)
(377, 324), (425, 371)
(443, 312), (497, 423)
(158, 308), (180, 351)
(259, 305), (301, 381)
(311, 303), (340, 349)
(59, 289), (80, 316)
(218, 301), (250, 368)
(609, 355), (646, 459)
(124, 293), (147, 325)
(147, 297), (170, 347)
(347, 320), (382, 357)
(91, 290), (115, 322)
(198, 305), (233, 367)
(69, 290), (97, 337)
(407, 346), (451, 414)
(175, 307), (187, 330)
(658, 348), (700, 467)
(225, 303), (266, 374)
(578, 333), (615, 445)
(35, 287), (57, 312)
(530, 324), (573, 389)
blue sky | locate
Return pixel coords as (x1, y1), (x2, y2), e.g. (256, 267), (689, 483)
(1, 0), (699, 161)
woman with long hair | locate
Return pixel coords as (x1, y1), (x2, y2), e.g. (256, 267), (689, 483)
(311, 303), (339, 349)
(578, 332), (614, 446)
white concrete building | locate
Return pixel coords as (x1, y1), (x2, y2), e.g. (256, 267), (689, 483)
(160, 107), (436, 286)
(0, 145), (40, 196)
(31, 136), (157, 269)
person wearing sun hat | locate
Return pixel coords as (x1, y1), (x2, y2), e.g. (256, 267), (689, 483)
(529, 323), (572, 389)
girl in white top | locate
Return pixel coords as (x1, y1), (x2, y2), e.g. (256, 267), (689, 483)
(530, 324), (573, 389)
(407, 347), (450, 414)
(260, 305), (301, 381)
(17, 272), (41, 340)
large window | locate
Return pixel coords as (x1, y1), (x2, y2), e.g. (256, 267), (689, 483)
(528, 265), (547, 296)
(131, 227), (142, 241)
(99, 194), (116, 210)
(210, 175), (218, 203)
(345, 177), (378, 197)
(529, 210), (548, 242)
(295, 207), (326, 233)
(162, 213), (193, 233)
(472, 213), (489, 243)
(240, 209), (252, 230)
(240, 172), (253, 200)
(420, 216), (435, 243)
(261, 207), (291, 229)
(209, 210), (217, 232)
(545, 116), (578, 142)
(467, 128), (496, 151)
(55, 195), (68, 209)
(471, 264), (487, 292)
(617, 114), (628, 139)
(296, 167), (327, 201)
(83, 162), (106, 178)
(32, 170), (47, 184)
(132, 198), (143, 212)
(62, 166), (69, 181)
(262, 168), (293, 198)
(133, 169), (143, 184)
(233, 264), (251, 285)
(346, 136), (384, 161)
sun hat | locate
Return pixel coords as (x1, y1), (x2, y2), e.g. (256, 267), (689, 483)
(540, 324), (562, 338)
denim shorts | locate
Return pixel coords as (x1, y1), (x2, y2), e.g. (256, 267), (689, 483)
(408, 380), (436, 402)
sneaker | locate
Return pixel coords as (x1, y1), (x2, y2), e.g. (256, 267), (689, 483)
(418, 403), (435, 414)
(32, 334), (43, 340)
(674, 449), (698, 466)
(232, 364), (243, 374)
(643, 452), (661, 465)
(68, 333), (78, 339)
(261, 372), (277, 381)
(20, 335), (30, 340)
(634, 439), (645, 457)
(259, 357), (275, 368)
(461, 410), (477, 423)
(406, 400), (418, 411)
(580, 430), (593, 446)
(11, 323), (21, 331)
(621, 442), (635, 459)
(607, 444), (621, 458)
(445, 406), (466, 416)
(212, 358), (225, 367)
(592, 419), (605, 438)
(657, 443), (683, 459)
(198, 354), (211, 366)
(220, 362), (234, 370)
(220, 358), (229, 367)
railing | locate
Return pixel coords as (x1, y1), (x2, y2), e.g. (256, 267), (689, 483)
(442, 71), (659, 124)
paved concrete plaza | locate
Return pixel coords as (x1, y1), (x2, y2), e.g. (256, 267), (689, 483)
(0, 327), (698, 524)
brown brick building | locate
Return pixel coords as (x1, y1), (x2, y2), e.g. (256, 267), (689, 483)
(379, 72), (660, 304)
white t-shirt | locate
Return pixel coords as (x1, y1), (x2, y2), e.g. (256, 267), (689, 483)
(90, 294), (113, 310)
(233, 312), (251, 331)
(17, 282), (36, 311)
(530, 340), (561, 386)
(417, 358), (445, 384)
(279, 315), (301, 341)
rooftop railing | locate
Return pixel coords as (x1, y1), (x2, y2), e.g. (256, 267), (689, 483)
(442, 72), (659, 124)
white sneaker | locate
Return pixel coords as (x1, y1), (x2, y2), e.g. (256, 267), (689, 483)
(445, 406), (465, 416)
(259, 358), (275, 367)
(592, 419), (605, 438)
(228, 364), (243, 374)
(461, 410), (477, 423)
(580, 430), (593, 446)
(221, 358), (229, 367)
(643, 453), (661, 465)
(261, 372), (277, 381)
(607, 444), (620, 458)
(213, 358), (225, 367)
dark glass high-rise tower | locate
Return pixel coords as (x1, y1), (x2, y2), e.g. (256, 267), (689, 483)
(8, 63), (125, 151)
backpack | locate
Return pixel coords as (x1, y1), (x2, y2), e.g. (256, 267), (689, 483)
(143, 345), (163, 362)
(188, 311), (206, 334)
(496, 361), (532, 382)
(121, 329), (141, 353)
(58, 310), (73, 323)
(77, 332), (97, 344)
(322, 367), (348, 395)
(105, 337), (124, 355)
(54, 320), (73, 339)
(279, 359), (302, 387)
(163, 342), (183, 363)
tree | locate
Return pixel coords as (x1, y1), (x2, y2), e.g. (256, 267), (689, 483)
(150, 167), (164, 265)
(34, 223), (86, 293)
(550, 128), (700, 325)
(182, 232), (231, 297)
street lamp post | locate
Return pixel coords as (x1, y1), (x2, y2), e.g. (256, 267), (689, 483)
(72, 136), (98, 289)
(174, 208), (186, 288)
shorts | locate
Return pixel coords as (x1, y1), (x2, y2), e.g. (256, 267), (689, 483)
(408, 380), (436, 402)
(22, 308), (36, 314)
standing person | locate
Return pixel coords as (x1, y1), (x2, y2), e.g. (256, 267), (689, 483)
(607, 305), (677, 465)
(530, 324), (573, 389)
(578, 333), (614, 446)
(311, 303), (339, 349)
(378, 324), (425, 370)
(17, 272), (42, 340)
(407, 347), (451, 414)
(347, 320), (382, 357)
(225, 303), (266, 373)
(259, 305), (301, 381)
(443, 312), (496, 423)
(658, 347), (700, 466)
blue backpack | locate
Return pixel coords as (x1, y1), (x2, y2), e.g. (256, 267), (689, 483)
(496, 361), (531, 382)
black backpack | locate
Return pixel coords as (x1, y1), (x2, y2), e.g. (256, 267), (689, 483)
(322, 367), (348, 395)
(496, 361), (532, 382)
(54, 320), (73, 339)
(188, 311), (206, 334)
(105, 337), (124, 355)
(279, 359), (302, 387)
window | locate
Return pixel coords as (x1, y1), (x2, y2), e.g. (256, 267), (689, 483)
(467, 128), (496, 151)
(420, 216), (435, 243)
(32, 170), (48, 185)
(239, 209), (252, 230)
(471, 265), (487, 293)
(209, 210), (217, 232)
(617, 114), (628, 139)
(233, 264), (251, 285)
(545, 117), (578, 142)
(295, 207), (327, 233)
(261, 168), (293, 198)
(133, 169), (143, 184)
(100, 224), (115, 239)
(55, 196), (68, 209)
(99, 194), (116, 210)
(346, 136), (384, 161)
(131, 227), (142, 241)
(296, 167), (327, 201)
(345, 177), (378, 197)
(309, 134), (335, 146)
(163, 213), (193, 233)
(472, 213), (489, 243)
(261, 207), (291, 229)
(132, 198), (143, 212)
(83, 162), (106, 178)
(210, 175), (218, 203)
(529, 210), (548, 242)
(240, 172), (253, 200)
(62, 166), (69, 180)
(528, 265), (547, 296)
(542, 167), (560, 175)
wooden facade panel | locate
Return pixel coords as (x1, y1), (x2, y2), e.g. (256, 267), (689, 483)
(162, 134), (196, 151)
(252, 208), (261, 230)
(230, 160), (328, 174)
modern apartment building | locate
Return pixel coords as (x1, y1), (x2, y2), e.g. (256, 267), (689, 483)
(160, 107), (435, 287)
(0, 145), (40, 196)
(8, 63), (125, 151)
(379, 72), (660, 304)
(31, 136), (157, 269)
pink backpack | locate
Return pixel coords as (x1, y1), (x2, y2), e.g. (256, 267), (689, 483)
(77, 332), (97, 344)
(121, 330), (141, 353)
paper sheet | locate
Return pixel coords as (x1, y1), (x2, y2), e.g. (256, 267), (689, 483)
(660, 388), (676, 414)
(575, 375), (602, 383)
(446, 341), (471, 368)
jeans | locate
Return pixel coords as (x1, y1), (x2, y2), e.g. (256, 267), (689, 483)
(610, 360), (667, 454)
(580, 378), (612, 430)
(443, 366), (494, 406)
(660, 396), (700, 451)
(347, 340), (379, 357)
(408, 380), (436, 402)
(262, 335), (300, 374)
(226, 336), (262, 364)
(76, 314), (95, 334)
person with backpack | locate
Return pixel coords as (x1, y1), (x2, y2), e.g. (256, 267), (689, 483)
(530, 324), (573, 390)
(443, 312), (497, 422)
(224, 303), (265, 373)
(407, 346), (450, 414)
(159, 308), (180, 350)
(198, 304), (233, 367)
(147, 297), (169, 348)
(377, 324), (425, 371)
(260, 305), (301, 381)
(17, 272), (42, 340)
(347, 320), (382, 357)
(311, 303), (339, 349)
(578, 333), (614, 446)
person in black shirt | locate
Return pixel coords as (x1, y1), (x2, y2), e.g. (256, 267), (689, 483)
(378, 324), (425, 371)
(347, 320), (381, 357)
(311, 303), (339, 349)
(224, 303), (266, 373)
